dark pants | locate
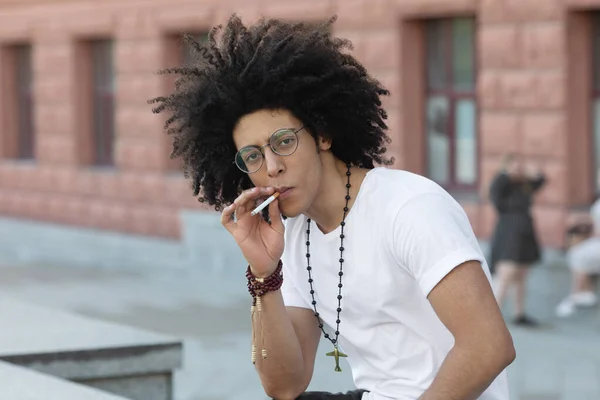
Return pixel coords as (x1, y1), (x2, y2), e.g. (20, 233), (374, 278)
(294, 390), (367, 399)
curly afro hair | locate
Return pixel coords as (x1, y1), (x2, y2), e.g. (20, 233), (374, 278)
(149, 14), (394, 211)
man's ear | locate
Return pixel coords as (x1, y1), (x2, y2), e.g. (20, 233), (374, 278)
(318, 136), (332, 151)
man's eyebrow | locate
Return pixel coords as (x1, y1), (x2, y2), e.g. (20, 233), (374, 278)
(238, 125), (296, 149)
(238, 131), (271, 149)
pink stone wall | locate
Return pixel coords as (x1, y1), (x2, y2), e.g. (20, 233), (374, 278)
(0, 0), (598, 248)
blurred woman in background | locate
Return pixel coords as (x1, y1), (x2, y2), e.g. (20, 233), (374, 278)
(489, 153), (546, 327)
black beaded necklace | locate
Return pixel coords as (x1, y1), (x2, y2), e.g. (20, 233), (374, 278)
(305, 163), (352, 372)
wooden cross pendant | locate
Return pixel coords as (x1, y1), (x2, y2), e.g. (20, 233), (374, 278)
(326, 346), (347, 372)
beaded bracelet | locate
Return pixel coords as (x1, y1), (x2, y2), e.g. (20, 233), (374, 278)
(247, 260), (283, 364)
(246, 260), (284, 305)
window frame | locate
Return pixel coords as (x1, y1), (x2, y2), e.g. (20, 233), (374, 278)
(424, 17), (479, 192)
(591, 13), (600, 194)
(180, 32), (207, 67)
(161, 31), (209, 172)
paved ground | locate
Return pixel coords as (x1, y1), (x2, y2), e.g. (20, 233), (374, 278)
(0, 258), (598, 400)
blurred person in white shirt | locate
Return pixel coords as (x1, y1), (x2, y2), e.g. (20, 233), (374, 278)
(556, 170), (600, 317)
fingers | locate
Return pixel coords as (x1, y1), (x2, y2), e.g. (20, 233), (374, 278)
(220, 202), (238, 232)
(220, 187), (275, 231)
(268, 198), (285, 236)
(234, 187), (275, 215)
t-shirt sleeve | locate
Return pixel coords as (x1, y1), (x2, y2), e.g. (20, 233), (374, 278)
(391, 192), (488, 297)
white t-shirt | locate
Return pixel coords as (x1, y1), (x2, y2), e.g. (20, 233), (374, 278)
(281, 168), (509, 400)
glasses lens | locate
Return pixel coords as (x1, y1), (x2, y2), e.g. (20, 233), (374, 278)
(270, 129), (298, 156)
(235, 147), (263, 173)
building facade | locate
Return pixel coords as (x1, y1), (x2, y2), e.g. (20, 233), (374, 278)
(0, 0), (598, 269)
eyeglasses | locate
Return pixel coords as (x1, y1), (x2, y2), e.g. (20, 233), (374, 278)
(234, 126), (304, 174)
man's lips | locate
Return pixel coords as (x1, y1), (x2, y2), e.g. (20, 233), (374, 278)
(275, 187), (294, 199)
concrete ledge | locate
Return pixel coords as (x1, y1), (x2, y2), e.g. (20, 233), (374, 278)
(0, 217), (184, 270)
(0, 297), (183, 400)
(1, 343), (181, 380)
(0, 360), (131, 400)
(0, 211), (246, 273)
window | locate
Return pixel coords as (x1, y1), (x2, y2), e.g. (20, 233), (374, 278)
(181, 33), (208, 66)
(425, 18), (477, 190)
(0, 43), (34, 160)
(91, 39), (115, 166)
(15, 45), (34, 159)
(592, 15), (600, 192)
(161, 32), (208, 172)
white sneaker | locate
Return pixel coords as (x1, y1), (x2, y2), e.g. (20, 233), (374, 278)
(571, 291), (598, 307)
(556, 298), (576, 318)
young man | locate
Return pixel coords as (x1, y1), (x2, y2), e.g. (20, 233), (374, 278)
(150, 14), (515, 400)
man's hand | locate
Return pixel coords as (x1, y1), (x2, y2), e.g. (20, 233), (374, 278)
(421, 260), (515, 400)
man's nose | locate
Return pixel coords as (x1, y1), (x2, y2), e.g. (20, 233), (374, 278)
(263, 147), (284, 177)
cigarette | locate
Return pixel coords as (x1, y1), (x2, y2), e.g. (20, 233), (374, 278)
(251, 192), (280, 216)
